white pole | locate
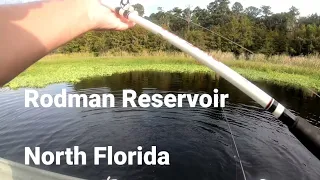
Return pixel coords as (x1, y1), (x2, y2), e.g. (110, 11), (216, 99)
(100, 1), (285, 118)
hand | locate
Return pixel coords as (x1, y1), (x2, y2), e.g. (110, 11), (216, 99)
(86, 0), (135, 31)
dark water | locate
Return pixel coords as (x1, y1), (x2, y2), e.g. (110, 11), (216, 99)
(0, 71), (320, 180)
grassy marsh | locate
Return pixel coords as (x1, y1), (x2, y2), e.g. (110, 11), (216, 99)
(4, 52), (320, 91)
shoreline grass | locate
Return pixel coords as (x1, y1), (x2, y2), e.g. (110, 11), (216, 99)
(4, 52), (320, 92)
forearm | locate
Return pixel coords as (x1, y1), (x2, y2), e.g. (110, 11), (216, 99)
(0, 0), (92, 86)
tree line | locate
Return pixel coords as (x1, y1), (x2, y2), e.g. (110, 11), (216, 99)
(57, 1), (320, 57)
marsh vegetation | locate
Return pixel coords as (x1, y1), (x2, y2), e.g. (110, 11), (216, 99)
(5, 52), (320, 92)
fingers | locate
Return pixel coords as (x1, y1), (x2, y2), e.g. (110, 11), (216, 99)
(116, 13), (132, 24)
(112, 21), (135, 31)
(93, 6), (136, 31)
(113, 13), (136, 31)
(112, 17), (135, 31)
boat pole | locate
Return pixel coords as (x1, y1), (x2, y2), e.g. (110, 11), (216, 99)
(100, 0), (320, 160)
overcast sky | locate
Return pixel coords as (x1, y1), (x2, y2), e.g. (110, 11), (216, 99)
(1, 0), (319, 16)
(131, 0), (320, 16)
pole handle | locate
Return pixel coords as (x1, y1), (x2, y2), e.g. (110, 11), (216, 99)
(290, 117), (320, 159)
(101, 0), (320, 161)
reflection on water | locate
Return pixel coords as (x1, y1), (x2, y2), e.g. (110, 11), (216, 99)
(0, 71), (319, 180)
(75, 72), (320, 126)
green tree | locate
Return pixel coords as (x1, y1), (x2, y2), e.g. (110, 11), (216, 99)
(245, 6), (261, 19)
(232, 2), (244, 14)
(207, 0), (231, 26)
(57, 3), (320, 57)
(133, 4), (145, 16)
(261, 6), (272, 18)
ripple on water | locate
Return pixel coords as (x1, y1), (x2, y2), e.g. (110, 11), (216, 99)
(0, 72), (319, 180)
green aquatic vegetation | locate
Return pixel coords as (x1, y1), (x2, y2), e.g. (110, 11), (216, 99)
(4, 55), (320, 92)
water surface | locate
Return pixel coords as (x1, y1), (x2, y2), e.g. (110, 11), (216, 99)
(0, 72), (319, 180)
